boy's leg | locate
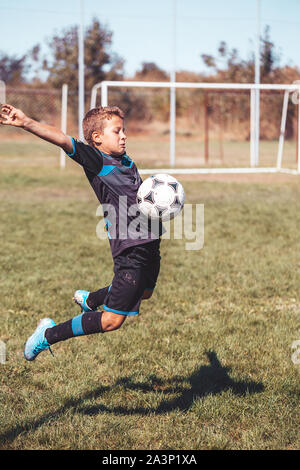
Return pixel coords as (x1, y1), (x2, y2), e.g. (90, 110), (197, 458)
(74, 286), (110, 311)
(24, 310), (126, 361)
(100, 310), (126, 331)
(45, 309), (126, 345)
(45, 311), (104, 345)
(44, 310), (126, 345)
(85, 240), (161, 311)
(87, 286), (110, 310)
(47, 243), (160, 345)
(141, 289), (154, 300)
(140, 250), (160, 301)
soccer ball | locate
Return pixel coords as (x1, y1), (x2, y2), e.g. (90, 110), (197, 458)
(137, 174), (185, 221)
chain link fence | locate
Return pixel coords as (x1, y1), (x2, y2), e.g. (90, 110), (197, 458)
(0, 86), (80, 140)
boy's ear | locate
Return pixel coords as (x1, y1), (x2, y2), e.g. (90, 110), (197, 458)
(91, 131), (103, 145)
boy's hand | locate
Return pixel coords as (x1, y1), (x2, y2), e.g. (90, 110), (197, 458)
(0, 104), (28, 127)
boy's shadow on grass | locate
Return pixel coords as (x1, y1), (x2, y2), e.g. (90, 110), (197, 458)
(81, 350), (264, 416)
(0, 351), (264, 445)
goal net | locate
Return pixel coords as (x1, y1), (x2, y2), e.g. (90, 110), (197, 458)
(90, 81), (300, 175)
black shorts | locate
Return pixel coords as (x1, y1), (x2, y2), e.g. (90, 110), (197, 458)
(102, 239), (161, 316)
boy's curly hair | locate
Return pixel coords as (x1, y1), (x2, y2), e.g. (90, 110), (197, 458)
(82, 106), (125, 145)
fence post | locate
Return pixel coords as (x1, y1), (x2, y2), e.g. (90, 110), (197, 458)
(90, 84), (98, 109)
(60, 84), (68, 169)
(0, 80), (6, 104)
(298, 85), (300, 173)
(250, 89), (256, 167)
(0, 340), (6, 364)
(170, 84), (176, 167)
(255, 88), (260, 166)
(101, 83), (108, 107)
(276, 90), (289, 170)
(218, 96), (224, 163)
(204, 91), (209, 164)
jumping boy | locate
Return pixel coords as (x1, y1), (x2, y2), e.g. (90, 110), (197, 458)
(0, 104), (162, 360)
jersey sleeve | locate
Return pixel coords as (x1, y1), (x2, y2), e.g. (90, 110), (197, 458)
(66, 137), (103, 175)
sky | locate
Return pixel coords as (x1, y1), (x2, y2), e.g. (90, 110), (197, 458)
(1, 0), (300, 78)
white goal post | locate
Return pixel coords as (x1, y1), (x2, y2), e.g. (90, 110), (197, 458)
(90, 80), (300, 175)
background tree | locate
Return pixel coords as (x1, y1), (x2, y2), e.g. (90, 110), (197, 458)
(200, 26), (281, 83)
(41, 18), (124, 91)
(260, 25), (280, 80)
(0, 52), (28, 85)
(134, 62), (168, 82)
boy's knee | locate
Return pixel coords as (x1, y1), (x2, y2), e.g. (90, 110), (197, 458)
(101, 311), (126, 332)
(142, 289), (153, 300)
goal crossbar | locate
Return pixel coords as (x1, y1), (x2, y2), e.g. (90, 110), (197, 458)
(91, 81), (300, 175)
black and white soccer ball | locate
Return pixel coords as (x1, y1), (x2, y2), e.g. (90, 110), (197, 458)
(137, 174), (185, 221)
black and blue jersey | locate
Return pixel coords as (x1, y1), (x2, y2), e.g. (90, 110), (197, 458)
(66, 138), (161, 258)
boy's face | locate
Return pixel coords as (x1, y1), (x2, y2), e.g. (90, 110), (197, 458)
(92, 115), (127, 156)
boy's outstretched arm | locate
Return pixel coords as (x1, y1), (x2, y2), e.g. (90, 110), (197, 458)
(0, 104), (73, 154)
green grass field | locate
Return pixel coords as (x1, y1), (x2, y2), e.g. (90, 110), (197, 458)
(0, 139), (300, 450)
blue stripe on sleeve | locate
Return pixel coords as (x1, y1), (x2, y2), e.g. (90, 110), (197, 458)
(66, 137), (76, 157)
